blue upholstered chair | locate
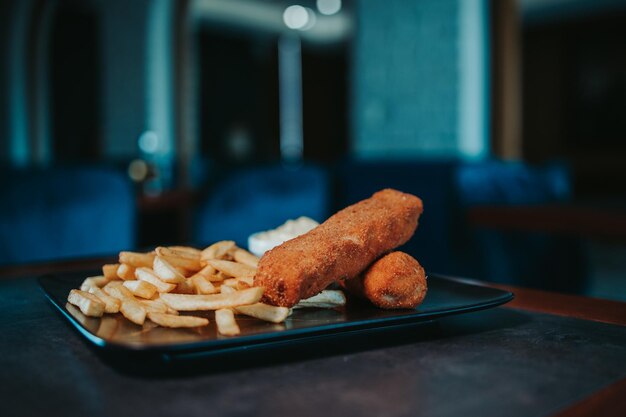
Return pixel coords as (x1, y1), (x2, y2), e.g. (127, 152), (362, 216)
(0, 166), (135, 265)
(194, 164), (330, 248)
(455, 160), (588, 292)
(455, 160), (571, 206)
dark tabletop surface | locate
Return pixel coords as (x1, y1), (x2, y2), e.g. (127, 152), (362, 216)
(2, 277), (626, 417)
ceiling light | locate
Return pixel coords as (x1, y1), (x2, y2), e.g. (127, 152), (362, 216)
(283, 5), (316, 30)
(316, 0), (341, 16)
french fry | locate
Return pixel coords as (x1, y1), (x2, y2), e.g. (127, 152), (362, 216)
(135, 267), (176, 293)
(196, 264), (216, 276)
(159, 287), (263, 311)
(80, 275), (110, 291)
(221, 277), (253, 289)
(116, 263), (136, 280)
(102, 282), (146, 325)
(215, 309), (240, 335)
(103, 281), (135, 300)
(197, 264), (216, 274)
(201, 240), (235, 261)
(123, 280), (158, 299)
(119, 251), (155, 268)
(234, 303), (291, 323)
(169, 246), (202, 257)
(174, 266), (191, 277)
(67, 289), (105, 317)
(237, 276), (254, 287)
(232, 248), (260, 268)
(295, 290), (347, 309)
(215, 271), (230, 281)
(88, 287), (121, 313)
(160, 254), (202, 272)
(175, 279), (196, 294)
(222, 278), (239, 288)
(155, 247), (202, 271)
(190, 275), (217, 294)
(65, 303), (96, 326)
(120, 300), (147, 326)
(153, 256), (186, 283)
(147, 312), (208, 328)
(140, 299), (179, 315)
(207, 259), (256, 279)
(102, 264), (120, 281)
(236, 280), (252, 290)
(219, 284), (235, 295)
(195, 265), (224, 282)
(219, 280), (246, 292)
(157, 246), (199, 261)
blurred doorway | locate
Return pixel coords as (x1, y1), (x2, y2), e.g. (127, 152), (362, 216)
(193, 0), (351, 166)
(50, 0), (102, 162)
(198, 29), (280, 164)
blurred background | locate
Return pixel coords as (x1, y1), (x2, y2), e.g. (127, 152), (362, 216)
(1, 0), (625, 300)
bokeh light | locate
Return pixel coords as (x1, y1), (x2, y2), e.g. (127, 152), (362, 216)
(317, 0), (341, 16)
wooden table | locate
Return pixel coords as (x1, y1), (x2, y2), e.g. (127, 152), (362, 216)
(1, 258), (625, 417)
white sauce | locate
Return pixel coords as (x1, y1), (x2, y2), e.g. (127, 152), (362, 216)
(247, 216), (320, 257)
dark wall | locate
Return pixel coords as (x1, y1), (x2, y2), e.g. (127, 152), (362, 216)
(198, 30), (280, 163)
(301, 44), (349, 162)
(523, 11), (626, 198)
(50, 0), (101, 162)
(0, 1), (10, 164)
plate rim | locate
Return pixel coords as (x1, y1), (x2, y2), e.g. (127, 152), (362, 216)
(39, 273), (514, 354)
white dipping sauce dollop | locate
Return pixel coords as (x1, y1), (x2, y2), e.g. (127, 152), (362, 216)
(248, 216), (320, 258)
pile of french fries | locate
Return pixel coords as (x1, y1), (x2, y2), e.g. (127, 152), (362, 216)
(67, 241), (346, 336)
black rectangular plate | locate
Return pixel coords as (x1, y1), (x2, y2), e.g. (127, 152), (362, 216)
(39, 272), (513, 355)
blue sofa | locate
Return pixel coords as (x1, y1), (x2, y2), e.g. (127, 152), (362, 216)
(194, 163), (330, 248)
(0, 166), (135, 265)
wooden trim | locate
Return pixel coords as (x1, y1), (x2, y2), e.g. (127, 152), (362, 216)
(173, 0), (193, 188)
(26, 0), (43, 164)
(552, 377), (626, 417)
(500, 284), (626, 326)
(468, 205), (626, 240)
(490, 0), (522, 159)
(449, 276), (626, 327)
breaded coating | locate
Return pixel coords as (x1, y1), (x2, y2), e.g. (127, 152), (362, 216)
(343, 251), (427, 309)
(254, 189), (423, 307)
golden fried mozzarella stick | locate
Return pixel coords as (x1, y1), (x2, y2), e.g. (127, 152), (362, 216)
(342, 251), (427, 309)
(254, 189), (423, 307)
